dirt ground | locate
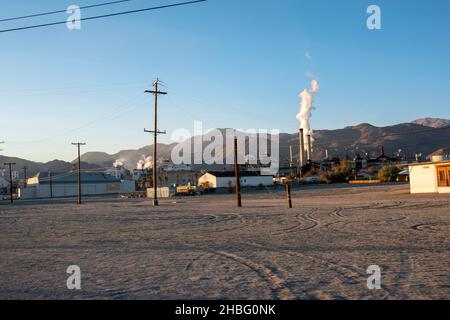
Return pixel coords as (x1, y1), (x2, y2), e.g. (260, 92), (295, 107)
(0, 184), (449, 300)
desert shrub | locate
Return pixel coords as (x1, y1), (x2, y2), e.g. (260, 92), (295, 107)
(378, 166), (401, 182)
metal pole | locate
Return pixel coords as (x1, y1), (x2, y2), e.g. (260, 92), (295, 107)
(234, 137), (242, 207)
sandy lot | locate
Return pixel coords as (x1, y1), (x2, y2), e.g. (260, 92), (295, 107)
(0, 184), (449, 300)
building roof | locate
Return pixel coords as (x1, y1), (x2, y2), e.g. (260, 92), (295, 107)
(204, 171), (265, 178)
(407, 160), (450, 167)
(33, 172), (121, 185)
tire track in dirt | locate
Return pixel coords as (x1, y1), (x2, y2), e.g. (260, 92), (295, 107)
(328, 207), (345, 219)
(411, 222), (450, 231)
(272, 208), (319, 235)
(213, 250), (295, 300)
(325, 215), (408, 232)
(392, 253), (428, 300)
(247, 242), (397, 299)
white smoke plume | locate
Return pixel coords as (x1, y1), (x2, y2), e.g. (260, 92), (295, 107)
(296, 79), (320, 136)
(137, 155), (152, 170)
(113, 159), (126, 168)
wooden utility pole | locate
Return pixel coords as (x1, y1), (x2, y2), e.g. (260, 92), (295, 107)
(4, 162), (16, 204)
(22, 166), (27, 188)
(286, 182), (293, 209)
(71, 142), (86, 205)
(289, 145), (293, 178)
(49, 171), (53, 199)
(144, 79), (167, 206)
(233, 137), (242, 207)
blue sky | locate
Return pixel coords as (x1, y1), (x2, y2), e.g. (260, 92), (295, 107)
(0, 0), (449, 162)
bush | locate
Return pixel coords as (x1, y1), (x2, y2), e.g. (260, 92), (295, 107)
(378, 166), (401, 182)
(320, 160), (352, 183)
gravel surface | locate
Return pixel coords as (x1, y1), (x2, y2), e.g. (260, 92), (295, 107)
(0, 184), (449, 300)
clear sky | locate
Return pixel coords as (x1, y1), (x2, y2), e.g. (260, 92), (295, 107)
(0, 0), (449, 162)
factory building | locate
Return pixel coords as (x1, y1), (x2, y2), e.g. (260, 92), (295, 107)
(0, 176), (9, 195)
(408, 156), (450, 194)
(19, 172), (135, 199)
(198, 171), (273, 189)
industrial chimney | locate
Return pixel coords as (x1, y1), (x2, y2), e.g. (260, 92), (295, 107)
(307, 134), (312, 162)
(299, 128), (306, 167)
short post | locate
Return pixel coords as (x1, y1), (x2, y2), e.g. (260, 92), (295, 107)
(286, 182), (293, 209)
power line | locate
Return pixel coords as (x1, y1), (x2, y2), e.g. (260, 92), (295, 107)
(0, 0), (131, 23)
(0, 0), (208, 34)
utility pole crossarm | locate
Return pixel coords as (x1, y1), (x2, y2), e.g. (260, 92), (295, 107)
(144, 129), (167, 135)
(145, 90), (168, 95)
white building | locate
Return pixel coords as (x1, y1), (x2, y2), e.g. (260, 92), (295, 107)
(198, 171), (274, 189)
(408, 157), (450, 194)
(19, 172), (135, 199)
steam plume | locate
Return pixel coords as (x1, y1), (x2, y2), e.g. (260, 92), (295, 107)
(296, 79), (320, 136)
(113, 159), (125, 168)
(137, 155), (152, 170)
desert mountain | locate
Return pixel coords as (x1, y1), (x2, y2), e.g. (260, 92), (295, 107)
(2, 118), (449, 174)
(411, 118), (450, 128)
(79, 118), (450, 169)
(0, 155), (102, 179)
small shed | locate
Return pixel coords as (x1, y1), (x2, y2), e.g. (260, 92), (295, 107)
(408, 158), (450, 194)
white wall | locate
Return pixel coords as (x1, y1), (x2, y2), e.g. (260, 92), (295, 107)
(409, 165), (438, 194)
(438, 187), (450, 194)
(147, 187), (171, 198)
(216, 176), (273, 188)
(20, 181), (135, 199)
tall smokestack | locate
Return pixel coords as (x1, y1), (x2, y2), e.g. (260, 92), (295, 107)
(307, 134), (312, 162)
(296, 80), (319, 162)
(299, 128), (306, 167)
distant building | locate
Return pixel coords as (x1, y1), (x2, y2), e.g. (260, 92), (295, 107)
(136, 169), (199, 189)
(198, 171), (273, 189)
(105, 167), (131, 180)
(165, 164), (193, 172)
(408, 156), (450, 194)
(20, 172), (135, 199)
(0, 176), (9, 194)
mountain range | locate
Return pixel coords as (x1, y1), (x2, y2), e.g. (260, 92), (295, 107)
(1, 118), (449, 177)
